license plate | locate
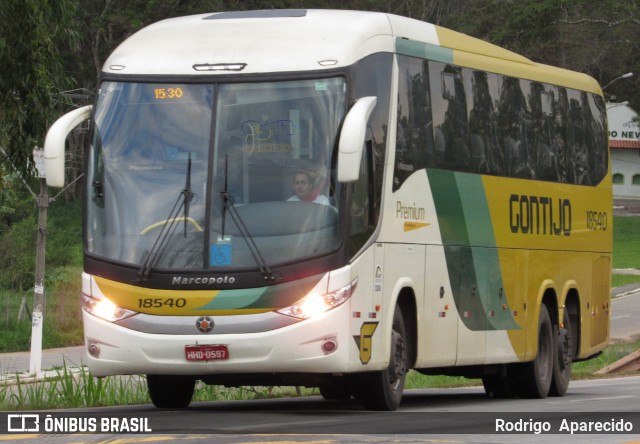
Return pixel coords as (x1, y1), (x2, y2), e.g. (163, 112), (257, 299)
(185, 344), (229, 361)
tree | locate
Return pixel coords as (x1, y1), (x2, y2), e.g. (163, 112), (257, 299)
(0, 1), (80, 177)
(556, 0), (640, 109)
(446, 0), (639, 110)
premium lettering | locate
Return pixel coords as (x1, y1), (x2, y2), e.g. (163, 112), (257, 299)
(509, 194), (571, 236)
(396, 201), (426, 220)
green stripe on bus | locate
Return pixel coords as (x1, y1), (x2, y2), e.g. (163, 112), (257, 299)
(194, 274), (322, 311)
(395, 38), (453, 64)
(456, 173), (518, 330)
(194, 287), (266, 310)
(427, 169), (518, 331)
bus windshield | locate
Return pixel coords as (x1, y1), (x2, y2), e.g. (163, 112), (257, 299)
(87, 78), (346, 271)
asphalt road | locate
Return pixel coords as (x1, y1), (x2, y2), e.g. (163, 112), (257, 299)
(1, 377), (639, 443)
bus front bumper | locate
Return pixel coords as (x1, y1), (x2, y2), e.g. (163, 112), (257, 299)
(81, 302), (364, 377)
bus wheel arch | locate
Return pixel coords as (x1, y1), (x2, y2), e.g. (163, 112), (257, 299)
(395, 288), (417, 369)
(355, 288), (416, 411)
(514, 291), (556, 398)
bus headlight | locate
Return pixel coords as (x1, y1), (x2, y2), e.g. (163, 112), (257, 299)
(277, 278), (357, 320)
(81, 294), (137, 322)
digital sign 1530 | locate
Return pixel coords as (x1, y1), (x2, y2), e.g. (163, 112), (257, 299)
(154, 87), (183, 100)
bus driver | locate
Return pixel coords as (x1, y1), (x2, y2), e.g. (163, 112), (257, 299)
(287, 171), (330, 205)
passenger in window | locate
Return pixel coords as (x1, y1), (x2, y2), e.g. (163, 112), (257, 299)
(287, 171), (330, 205)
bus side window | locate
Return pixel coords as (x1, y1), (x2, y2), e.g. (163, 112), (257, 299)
(529, 82), (560, 182)
(553, 87), (573, 184)
(467, 69), (502, 174)
(349, 140), (374, 253)
(498, 76), (533, 179)
(586, 94), (608, 184)
(430, 63), (469, 171)
(568, 90), (590, 185)
(395, 55), (433, 191)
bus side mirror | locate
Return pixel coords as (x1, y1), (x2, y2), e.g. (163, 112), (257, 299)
(43, 105), (92, 187)
(337, 96), (377, 182)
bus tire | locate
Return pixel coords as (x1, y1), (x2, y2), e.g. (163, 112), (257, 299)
(356, 307), (407, 411)
(514, 304), (554, 398)
(549, 309), (572, 396)
(146, 374), (195, 408)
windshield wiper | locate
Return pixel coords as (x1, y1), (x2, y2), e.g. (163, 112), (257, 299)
(218, 156), (275, 282)
(182, 153), (194, 237)
(137, 154), (194, 282)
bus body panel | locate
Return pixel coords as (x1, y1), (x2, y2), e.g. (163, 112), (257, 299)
(374, 167), (611, 365)
(103, 10), (402, 76)
(83, 301), (355, 377)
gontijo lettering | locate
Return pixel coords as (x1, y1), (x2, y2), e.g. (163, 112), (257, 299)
(509, 194), (571, 236)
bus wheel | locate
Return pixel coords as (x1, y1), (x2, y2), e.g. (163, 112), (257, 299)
(550, 309), (572, 396)
(515, 304), (554, 398)
(357, 307), (407, 411)
(146, 375), (195, 408)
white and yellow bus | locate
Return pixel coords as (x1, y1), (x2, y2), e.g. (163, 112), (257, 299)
(44, 9), (611, 410)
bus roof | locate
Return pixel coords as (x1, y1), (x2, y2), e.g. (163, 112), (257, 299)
(103, 9), (602, 94)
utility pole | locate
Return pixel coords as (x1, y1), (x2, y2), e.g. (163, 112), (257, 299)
(29, 149), (48, 375)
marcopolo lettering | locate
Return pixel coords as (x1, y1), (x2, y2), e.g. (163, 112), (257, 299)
(172, 275), (235, 285)
(509, 194), (571, 236)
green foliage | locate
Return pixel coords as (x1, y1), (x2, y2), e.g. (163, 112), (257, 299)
(0, 369), (149, 410)
(0, 181), (82, 291)
(450, 0), (561, 56)
(0, 0), (80, 175)
(0, 266), (84, 353)
(0, 175), (83, 352)
(0, 173), (37, 234)
(1, 0), (638, 183)
(612, 274), (640, 288)
(0, 215), (38, 291)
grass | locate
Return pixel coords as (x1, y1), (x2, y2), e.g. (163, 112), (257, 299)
(612, 274), (640, 288)
(571, 339), (640, 379)
(0, 266), (83, 352)
(613, 217), (640, 269)
(611, 215), (640, 288)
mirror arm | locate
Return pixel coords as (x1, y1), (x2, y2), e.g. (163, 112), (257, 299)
(44, 105), (93, 187)
(337, 96), (377, 182)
